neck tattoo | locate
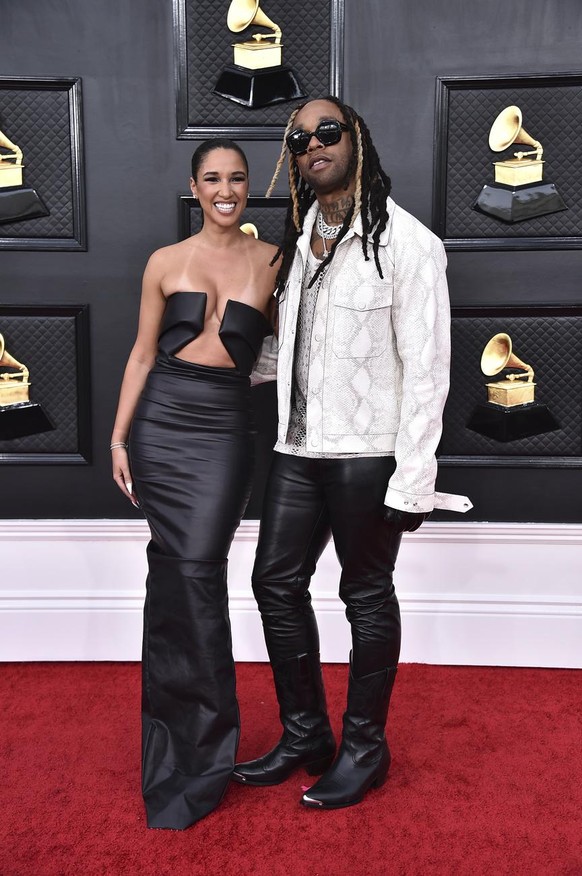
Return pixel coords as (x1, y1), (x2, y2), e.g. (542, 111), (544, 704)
(320, 195), (353, 226)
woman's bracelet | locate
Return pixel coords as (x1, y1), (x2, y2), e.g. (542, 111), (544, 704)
(110, 442), (128, 451)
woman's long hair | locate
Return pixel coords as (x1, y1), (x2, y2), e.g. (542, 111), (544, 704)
(266, 96), (392, 294)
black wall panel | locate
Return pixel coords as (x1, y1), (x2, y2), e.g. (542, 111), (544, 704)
(1, 0), (581, 522)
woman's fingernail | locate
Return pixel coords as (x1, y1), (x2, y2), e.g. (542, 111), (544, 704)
(127, 482), (133, 495)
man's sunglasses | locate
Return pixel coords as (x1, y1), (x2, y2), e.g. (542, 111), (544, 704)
(286, 119), (351, 156)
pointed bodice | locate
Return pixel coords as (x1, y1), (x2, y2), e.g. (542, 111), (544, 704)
(157, 291), (272, 376)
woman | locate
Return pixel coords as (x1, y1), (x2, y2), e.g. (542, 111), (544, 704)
(111, 139), (279, 830)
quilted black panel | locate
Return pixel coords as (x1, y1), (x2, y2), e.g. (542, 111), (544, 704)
(0, 315), (83, 456)
(0, 87), (73, 239)
(441, 313), (582, 458)
(183, 198), (288, 245)
(179, 0), (335, 132)
(438, 77), (582, 241)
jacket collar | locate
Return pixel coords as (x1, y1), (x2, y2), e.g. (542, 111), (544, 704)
(295, 196), (394, 263)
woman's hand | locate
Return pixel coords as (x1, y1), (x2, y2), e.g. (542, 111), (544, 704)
(112, 445), (139, 508)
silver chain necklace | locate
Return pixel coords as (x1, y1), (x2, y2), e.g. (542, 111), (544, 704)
(316, 210), (343, 255)
(317, 210), (342, 240)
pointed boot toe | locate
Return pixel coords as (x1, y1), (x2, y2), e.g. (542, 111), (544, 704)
(300, 742), (391, 810)
(233, 732), (336, 786)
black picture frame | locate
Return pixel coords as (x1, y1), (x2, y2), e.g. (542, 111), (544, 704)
(179, 193), (289, 243)
(173, 0), (345, 139)
(0, 76), (86, 251)
(433, 73), (582, 251)
(438, 306), (582, 469)
(0, 305), (91, 464)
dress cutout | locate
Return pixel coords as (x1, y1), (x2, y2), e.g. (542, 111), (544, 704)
(158, 291), (271, 376)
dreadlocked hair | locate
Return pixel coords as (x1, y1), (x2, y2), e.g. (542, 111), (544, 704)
(265, 96), (392, 296)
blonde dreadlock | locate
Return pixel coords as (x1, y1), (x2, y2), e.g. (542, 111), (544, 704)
(266, 111), (297, 196)
(351, 118), (363, 227)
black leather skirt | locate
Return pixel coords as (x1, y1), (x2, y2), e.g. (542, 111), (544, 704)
(129, 355), (255, 830)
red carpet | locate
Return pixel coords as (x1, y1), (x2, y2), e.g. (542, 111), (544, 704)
(1, 662), (581, 876)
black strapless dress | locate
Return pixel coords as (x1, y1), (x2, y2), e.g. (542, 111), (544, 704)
(128, 292), (271, 830)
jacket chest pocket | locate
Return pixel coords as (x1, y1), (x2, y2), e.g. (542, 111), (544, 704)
(332, 283), (393, 359)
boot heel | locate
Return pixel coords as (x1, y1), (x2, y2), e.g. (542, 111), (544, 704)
(306, 752), (335, 776)
(371, 755), (390, 789)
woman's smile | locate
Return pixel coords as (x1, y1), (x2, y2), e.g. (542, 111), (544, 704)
(214, 201), (237, 215)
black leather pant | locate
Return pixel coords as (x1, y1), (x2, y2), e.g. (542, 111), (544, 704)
(252, 453), (402, 678)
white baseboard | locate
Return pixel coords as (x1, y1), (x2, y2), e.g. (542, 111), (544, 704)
(1, 520), (581, 667)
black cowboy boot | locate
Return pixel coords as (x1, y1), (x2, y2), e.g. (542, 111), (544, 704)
(300, 662), (397, 809)
(233, 652), (336, 786)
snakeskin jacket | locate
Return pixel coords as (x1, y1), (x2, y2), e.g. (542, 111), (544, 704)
(253, 196), (471, 514)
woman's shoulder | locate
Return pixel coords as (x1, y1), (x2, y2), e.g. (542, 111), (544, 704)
(261, 238), (280, 257)
(144, 237), (197, 274)
(249, 236), (280, 265)
(151, 236), (197, 261)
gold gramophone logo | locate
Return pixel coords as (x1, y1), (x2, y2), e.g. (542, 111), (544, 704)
(466, 332), (559, 442)
(0, 127), (49, 225)
(473, 105), (567, 223)
(214, 0), (305, 108)
(0, 333), (54, 440)
(481, 333), (536, 408)
(229, 0), (282, 68)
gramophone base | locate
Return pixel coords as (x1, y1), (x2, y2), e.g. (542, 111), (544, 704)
(466, 402), (559, 443)
(0, 186), (50, 225)
(0, 402), (55, 440)
(213, 64), (306, 108)
(472, 181), (567, 224)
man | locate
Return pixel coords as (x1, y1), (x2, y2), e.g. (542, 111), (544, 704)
(235, 97), (471, 809)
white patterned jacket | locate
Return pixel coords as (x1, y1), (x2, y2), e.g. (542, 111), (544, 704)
(254, 196), (471, 514)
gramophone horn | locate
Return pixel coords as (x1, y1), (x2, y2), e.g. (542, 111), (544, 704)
(0, 333), (28, 379)
(240, 222), (259, 238)
(481, 332), (534, 381)
(481, 332), (512, 375)
(488, 105), (541, 153)
(227, 0), (280, 34)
